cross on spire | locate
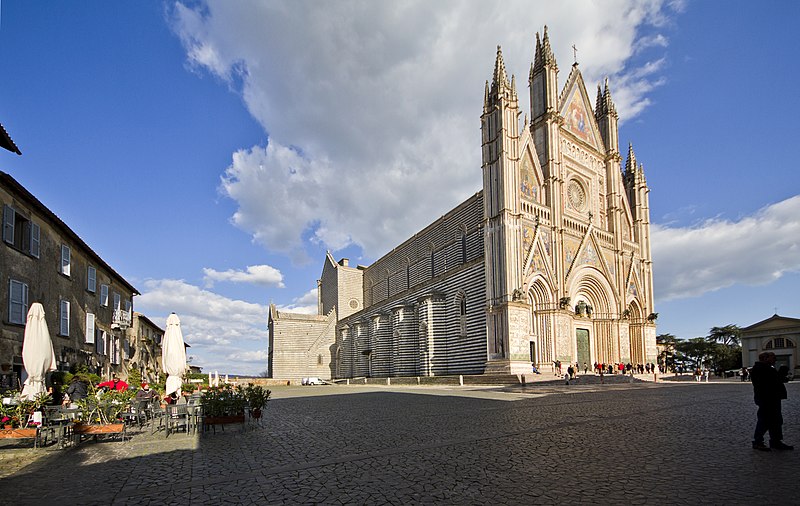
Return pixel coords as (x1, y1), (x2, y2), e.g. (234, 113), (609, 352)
(572, 44), (578, 64)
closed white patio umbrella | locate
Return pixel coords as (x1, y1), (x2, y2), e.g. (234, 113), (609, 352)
(20, 303), (57, 401)
(161, 313), (187, 397)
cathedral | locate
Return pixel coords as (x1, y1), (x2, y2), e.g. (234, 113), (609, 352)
(268, 28), (657, 380)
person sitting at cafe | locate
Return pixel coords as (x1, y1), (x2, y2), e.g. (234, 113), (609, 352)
(135, 383), (155, 402)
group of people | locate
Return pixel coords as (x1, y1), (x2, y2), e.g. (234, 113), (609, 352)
(61, 375), (179, 409)
(693, 368), (711, 382)
(593, 362), (659, 376)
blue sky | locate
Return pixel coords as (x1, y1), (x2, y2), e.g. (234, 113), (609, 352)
(1, 1), (798, 375)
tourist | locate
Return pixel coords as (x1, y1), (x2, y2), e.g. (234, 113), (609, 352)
(751, 351), (792, 451)
(66, 376), (88, 408)
(135, 383), (154, 401)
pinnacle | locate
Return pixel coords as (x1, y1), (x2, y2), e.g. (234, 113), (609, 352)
(533, 26), (557, 72)
(625, 143), (637, 173)
(492, 45), (508, 88)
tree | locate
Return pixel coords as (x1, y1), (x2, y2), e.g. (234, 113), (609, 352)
(676, 338), (716, 369)
(656, 334), (679, 370)
(706, 324), (741, 347)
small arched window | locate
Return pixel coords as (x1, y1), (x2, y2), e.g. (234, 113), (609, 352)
(461, 230), (468, 264)
(457, 292), (467, 337)
(765, 338), (795, 349)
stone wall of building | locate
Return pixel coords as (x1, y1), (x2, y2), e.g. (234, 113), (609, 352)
(269, 308), (336, 380)
(0, 172), (138, 384)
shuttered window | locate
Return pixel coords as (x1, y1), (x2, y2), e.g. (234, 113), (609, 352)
(85, 313), (95, 344)
(60, 245), (71, 276)
(59, 299), (70, 336)
(30, 223), (40, 258)
(2, 204), (13, 244)
(8, 279), (28, 325)
(87, 266), (96, 292)
(3, 205), (39, 258)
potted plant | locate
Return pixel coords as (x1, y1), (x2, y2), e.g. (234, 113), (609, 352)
(201, 384), (247, 427)
(73, 386), (132, 436)
(0, 394), (38, 440)
(244, 384), (271, 419)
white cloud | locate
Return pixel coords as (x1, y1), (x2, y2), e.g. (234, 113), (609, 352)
(653, 195), (800, 301)
(203, 264), (285, 287)
(275, 288), (317, 315)
(171, 0), (680, 260)
(135, 278), (269, 374)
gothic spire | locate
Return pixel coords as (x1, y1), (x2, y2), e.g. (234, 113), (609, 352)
(533, 26), (558, 73)
(596, 84), (603, 115)
(603, 78), (618, 118)
(625, 143), (637, 174)
(541, 26), (557, 68)
(492, 45), (508, 88)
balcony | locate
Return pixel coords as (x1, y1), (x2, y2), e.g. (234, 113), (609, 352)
(112, 309), (132, 330)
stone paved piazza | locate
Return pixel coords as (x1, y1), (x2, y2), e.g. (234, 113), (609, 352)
(1, 379), (798, 504)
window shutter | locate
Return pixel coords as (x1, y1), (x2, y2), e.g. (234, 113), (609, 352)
(30, 222), (40, 258)
(60, 300), (70, 336)
(2, 205), (14, 244)
(95, 329), (103, 354)
(113, 293), (121, 311)
(100, 285), (109, 306)
(86, 313), (95, 344)
(9, 280), (28, 325)
(61, 245), (71, 276)
(87, 266), (96, 292)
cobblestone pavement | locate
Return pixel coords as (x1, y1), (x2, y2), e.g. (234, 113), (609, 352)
(1, 379), (798, 505)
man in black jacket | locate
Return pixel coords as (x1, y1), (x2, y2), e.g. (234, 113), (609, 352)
(65, 376), (88, 408)
(751, 351), (792, 451)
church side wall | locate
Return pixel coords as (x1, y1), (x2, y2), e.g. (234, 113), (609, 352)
(271, 313), (335, 380)
(337, 267), (364, 318)
(336, 259), (487, 378)
(363, 192), (483, 308)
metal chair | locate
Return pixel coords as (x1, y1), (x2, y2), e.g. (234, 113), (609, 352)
(164, 404), (190, 437)
(150, 400), (165, 434)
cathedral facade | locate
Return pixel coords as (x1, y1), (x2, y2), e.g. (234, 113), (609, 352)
(268, 29), (657, 380)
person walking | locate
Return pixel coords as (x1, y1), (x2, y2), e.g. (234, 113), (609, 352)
(751, 351), (793, 451)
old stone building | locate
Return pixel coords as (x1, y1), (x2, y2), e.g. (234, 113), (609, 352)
(128, 312), (165, 384)
(741, 314), (799, 375)
(1, 171), (139, 385)
(269, 29), (657, 380)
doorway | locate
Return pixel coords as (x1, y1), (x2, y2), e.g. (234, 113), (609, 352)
(576, 329), (590, 368)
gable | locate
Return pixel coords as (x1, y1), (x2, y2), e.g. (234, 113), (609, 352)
(560, 77), (601, 150)
(742, 315), (800, 333)
(522, 223), (555, 286)
(518, 138), (544, 205)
